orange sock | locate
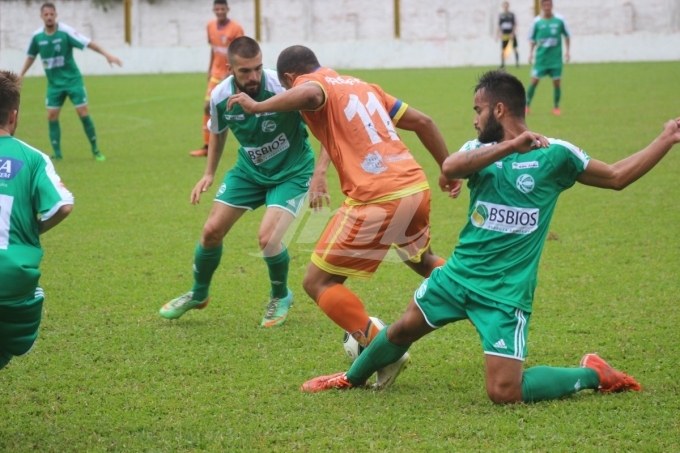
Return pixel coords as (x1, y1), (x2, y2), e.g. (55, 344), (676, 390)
(202, 114), (210, 147)
(424, 257), (446, 278)
(317, 284), (381, 347)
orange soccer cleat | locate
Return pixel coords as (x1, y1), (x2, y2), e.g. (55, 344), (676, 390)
(301, 372), (356, 393)
(552, 107), (562, 116)
(580, 353), (642, 393)
(190, 145), (208, 157)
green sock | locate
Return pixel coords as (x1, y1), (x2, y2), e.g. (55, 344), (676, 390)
(346, 328), (411, 385)
(263, 245), (289, 299)
(79, 115), (99, 153)
(521, 366), (599, 403)
(48, 120), (61, 156)
(526, 84), (537, 106)
(554, 86), (562, 108)
(190, 243), (223, 302)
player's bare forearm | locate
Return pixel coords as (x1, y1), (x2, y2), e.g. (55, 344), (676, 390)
(87, 42), (122, 66)
(230, 83), (324, 114)
(39, 203), (73, 234)
(578, 119), (680, 190)
(204, 130), (228, 177)
(20, 57), (35, 77)
(396, 107), (449, 168)
(313, 145), (332, 177)
(443, 131), (550, 179)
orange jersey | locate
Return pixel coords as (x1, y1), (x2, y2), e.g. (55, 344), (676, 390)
(207, 19), (244, 80)
(295, 67), (428, 203)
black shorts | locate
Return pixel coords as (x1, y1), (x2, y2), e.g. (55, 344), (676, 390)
(501, 36), (518, 50)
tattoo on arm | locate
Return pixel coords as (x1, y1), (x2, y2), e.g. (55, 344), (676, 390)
(464, 146), (498, 164)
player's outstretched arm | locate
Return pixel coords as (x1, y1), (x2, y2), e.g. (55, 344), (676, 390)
(19, 57), (36, 79)
(443, 131), (550, 179)
(39, 204), (73, 234)
(309, 145), (331, 212)
(191, 130), (228, 204)
(87, 42), (122, 67)
(227, 83), (324, 114)
(577, 118), (680, 190)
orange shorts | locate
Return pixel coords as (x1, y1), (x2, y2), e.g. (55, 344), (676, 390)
(311, 190), (431, 279)
(205, 76), (222, 101)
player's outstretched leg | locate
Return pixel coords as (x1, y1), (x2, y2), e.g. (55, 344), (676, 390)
(580, 353), (642, 392)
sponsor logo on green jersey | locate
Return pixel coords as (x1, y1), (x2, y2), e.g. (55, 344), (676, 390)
(515, 174), (535, 193)
(244, 133), (290, 165)
(471, 201), (539, 234)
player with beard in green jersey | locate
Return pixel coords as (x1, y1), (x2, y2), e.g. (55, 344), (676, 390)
(0, 71), (74, 370)
(20, 2), (122, 161)
(300, 70), (680, 403)
(159, 37), (317, 327)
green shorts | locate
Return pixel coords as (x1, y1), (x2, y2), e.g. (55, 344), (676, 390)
(530, 65), (562, 79)
(214, 166), (310, 217)
(0, 288), (45, 370)
(413, 267), (530, 361)
(46, 85), (88, 109)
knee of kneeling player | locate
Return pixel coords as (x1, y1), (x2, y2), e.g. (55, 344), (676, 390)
(486, 383), (523, 404)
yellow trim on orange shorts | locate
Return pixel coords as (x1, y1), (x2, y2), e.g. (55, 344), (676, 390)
(311, 253), (374, 280)
(321, 205), (354, 261)
(344, 181), (430, 206)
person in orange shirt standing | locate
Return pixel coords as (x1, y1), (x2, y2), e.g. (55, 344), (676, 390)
(190, 0), (244, 157)
(228, 45), (462, 387)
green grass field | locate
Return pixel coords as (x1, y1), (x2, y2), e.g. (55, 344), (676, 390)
(2, 61), (679, 452)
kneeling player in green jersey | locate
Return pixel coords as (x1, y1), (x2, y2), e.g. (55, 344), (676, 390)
(0, 71), (74, 370)
(526, 0), (570, 116)
(19, 2), (122, 161)
(159, 37), (316, 327)
(301, 70), (680, 402)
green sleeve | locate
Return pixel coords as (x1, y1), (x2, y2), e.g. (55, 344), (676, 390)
(31, 156), (74, 220)
(546, 141), (590, 191)
(26, 36), (39, 58)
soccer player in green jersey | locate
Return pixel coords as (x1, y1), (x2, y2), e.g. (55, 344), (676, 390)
(526, 0), (570, 115)
(159, 37), (316, 327)
(301, 70), (680, 402)
(0, 71), (74, 370)
(19, 2), (122, 161)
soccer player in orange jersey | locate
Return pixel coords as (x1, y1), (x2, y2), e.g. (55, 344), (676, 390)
(228, 45), (462, 385)
(190, 0), (244, 157)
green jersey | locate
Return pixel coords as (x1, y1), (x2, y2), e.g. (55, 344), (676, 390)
(443, 138), (590, 312)
(529, 14), (570, 68)
(0, 137), (74, 303)
(208, 69), (315, 186)
(26, 23), (91, 89)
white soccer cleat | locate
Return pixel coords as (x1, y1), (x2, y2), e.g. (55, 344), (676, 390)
(374, 352), (411, 390)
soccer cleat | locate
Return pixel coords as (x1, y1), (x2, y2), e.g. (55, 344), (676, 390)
(159, 291), (210, 320)
(261, 288), (293, 327)
(525, 106), (531, 115)
(374, 352), (411, 389)
(301, 372), (356, 393)
(94, 152), (106, 162)
(50, 154), (63, 161)
(189, 145), (208, 157)
(580, 353), (642, 393)
(552, 107), (562, 116)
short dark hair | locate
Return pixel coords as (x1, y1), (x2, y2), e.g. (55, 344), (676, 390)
(41, 2), (56, 11)
(276, 45), (320, 79)
(227, 36), (261, 65)
(474, 70), (526, 118)
(214, 0), (228, 5)
(0, 71), (21, 126)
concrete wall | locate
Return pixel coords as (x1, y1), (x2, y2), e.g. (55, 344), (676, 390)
(1, 0), (679, 75)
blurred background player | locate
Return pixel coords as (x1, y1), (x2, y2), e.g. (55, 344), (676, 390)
(300, 70), (680, 400)
(190, 0), (244, 157)
(161, 38), (315, 327)
(497, 2), (519, 68)
(227, 45), (462, 386)
(0, 71), (74, 370)
(19, 2), (122, 161)
(526, 0), (570, 115)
